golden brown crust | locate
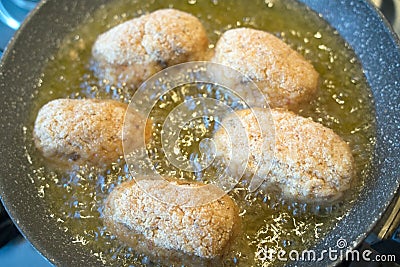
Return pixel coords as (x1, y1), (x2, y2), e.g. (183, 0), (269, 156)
(92, 9), (209, 86)
(103, 179), (240, 264)
(33, 99), (150, 168)
(211, 28), (319, 109)
(214, 108), (354, 202)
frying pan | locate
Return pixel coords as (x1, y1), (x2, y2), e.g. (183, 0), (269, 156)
(0, 0), (399, 266)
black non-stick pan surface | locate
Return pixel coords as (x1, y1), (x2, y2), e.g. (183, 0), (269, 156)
(0, 0), (399, 266)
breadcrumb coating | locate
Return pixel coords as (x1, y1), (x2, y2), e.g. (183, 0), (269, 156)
(103, 179), (240, 264)
(214, 108), (354, 202)
(33, 99), (150, 168)
(92, 9), (209, 87)
(211, 28), (319, 109)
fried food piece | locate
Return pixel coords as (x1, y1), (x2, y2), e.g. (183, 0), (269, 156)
(103, 179), (240, 265)
(33, 99), (150, 168)
(213, 108), (354, 202)
(92, 9), (209, 87)
(211, 28), (319, 109)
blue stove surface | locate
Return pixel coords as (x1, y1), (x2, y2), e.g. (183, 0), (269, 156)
(0, 0), (37, 54)
(0, 236), (53, 266)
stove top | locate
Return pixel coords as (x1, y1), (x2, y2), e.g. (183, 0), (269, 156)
(0, 0), (38, 55)
(0, 1), (399, 266)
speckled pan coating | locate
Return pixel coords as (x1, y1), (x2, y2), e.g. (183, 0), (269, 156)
(0, 1), (399, 267)
(294, 1), (400, 266)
